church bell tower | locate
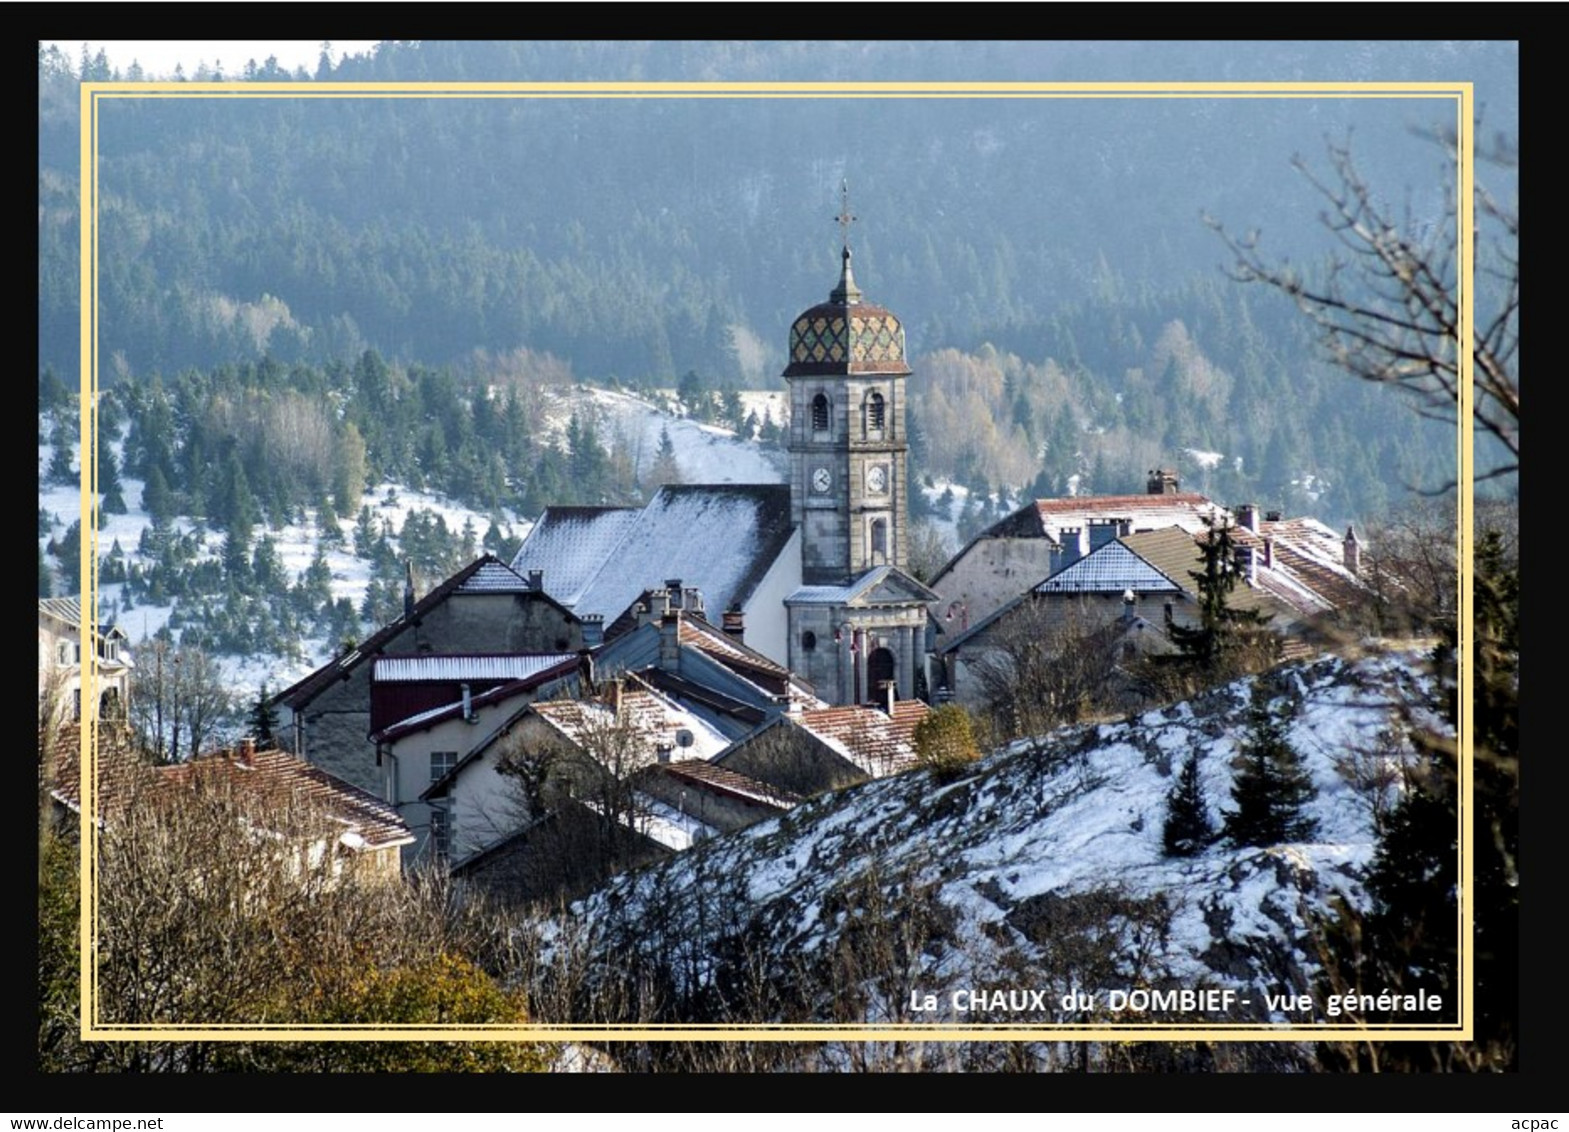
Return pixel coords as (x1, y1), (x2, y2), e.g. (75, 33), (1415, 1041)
(783, 184), (935, 706)
(784, 183), (913, 586)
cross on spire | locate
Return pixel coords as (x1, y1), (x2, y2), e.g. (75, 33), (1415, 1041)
(835, 178), (857, 251)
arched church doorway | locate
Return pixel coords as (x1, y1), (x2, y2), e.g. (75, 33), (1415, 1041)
(866, 647), (896, 703)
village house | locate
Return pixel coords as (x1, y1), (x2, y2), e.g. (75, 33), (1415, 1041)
(715, 693), (931, 798)
(271, 553), (584, 794)
(44, 723), (413, 882)
(927, 469), (1227, 634)
(936, 518), (1370, 705)
(39, 596), (132, 723)
(368, 653), (587, 866)
(420, 673), (731, 865)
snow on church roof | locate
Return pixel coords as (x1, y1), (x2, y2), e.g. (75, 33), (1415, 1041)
(509, 507), (642, 607)
(513, 485), (794, 629)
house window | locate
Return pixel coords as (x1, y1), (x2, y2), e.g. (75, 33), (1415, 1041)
(811, 393), (830, 433)
(870, 518), (888, 564)
(865, 391), (886, 433)
(58, 641), (71, 665)
(801, 630), (817, 652)
(430, 750), (457, 784)
(429, 807), (450, 858)
(104, 639), (118, 661)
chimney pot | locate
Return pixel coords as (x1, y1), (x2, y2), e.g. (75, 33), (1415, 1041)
(238, 736), (256, 765)
(528, 569), (544, 592)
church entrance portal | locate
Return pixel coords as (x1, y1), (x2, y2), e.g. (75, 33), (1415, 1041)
(866, 646), (896, 703)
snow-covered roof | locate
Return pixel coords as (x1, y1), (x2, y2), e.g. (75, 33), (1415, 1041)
(660, 760), (803, 810)
(512, 485), (795, 629)
(791, 700), (930, 779)
(785, 566), (938, 606)
(627, 794), (722, 851)
(372, 654), (579, 683)
(1034, 541), (1183, 594)
(454, 559), (536, 593)
(531, 674), (733, 767)
(509, 507), (641, 607)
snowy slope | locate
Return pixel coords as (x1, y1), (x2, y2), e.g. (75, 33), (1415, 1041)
(542, 651), (1444, 1028)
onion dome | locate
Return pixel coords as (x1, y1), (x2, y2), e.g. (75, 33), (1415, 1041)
(783, 246), (911, 378)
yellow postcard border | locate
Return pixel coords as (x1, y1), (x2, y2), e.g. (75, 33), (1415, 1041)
(73, 78), (1476, 1045)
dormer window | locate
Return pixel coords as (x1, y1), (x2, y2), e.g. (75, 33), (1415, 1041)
(811, 393), (830, 433)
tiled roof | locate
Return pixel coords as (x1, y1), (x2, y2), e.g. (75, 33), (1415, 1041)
(372, 654), (579, 684)
(1120, 528), (1307, 622)
(508, 507), (642, 607)
(44, 724), (413, 851)
(455, 559), (536, 594)
(532, 674), (732, 766)
(930, 493), (1223, 590)
(659, 760), (804, 809)
(793, 700), (930, 779)
(514, 485), (795, 629)
(1035, 541), (1183, 594)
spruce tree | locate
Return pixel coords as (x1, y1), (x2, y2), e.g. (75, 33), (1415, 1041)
(1163, 751), (1215, 857)
(1169, 512), (1276, 678)
(1223, 685), (1318, 847)
(100, 448), (128, 514)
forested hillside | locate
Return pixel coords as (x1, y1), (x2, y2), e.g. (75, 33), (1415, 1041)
(40, 41), (1513, 526)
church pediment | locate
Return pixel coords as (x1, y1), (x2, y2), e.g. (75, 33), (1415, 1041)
(788, 566), (936, 609)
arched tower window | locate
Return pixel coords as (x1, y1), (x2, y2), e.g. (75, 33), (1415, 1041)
(865, 390), (886, 434)
(870, 518), (888, 564)
(811, 393), (830, 433)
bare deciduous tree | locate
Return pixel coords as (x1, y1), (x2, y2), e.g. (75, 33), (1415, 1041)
(1211, 132), (1518, 485)
(128, 638), (233, 763)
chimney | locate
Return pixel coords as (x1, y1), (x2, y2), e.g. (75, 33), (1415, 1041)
(403, 560), (417, 617)
(1343, 525), (1362, 575)
(1235, 545), (1258, 585)
(527, 569), (544, 592)
(878, 678), (896, 716)
(1052, 526), (1084, 573)
(659, 612), (681, 672)
(1147, 468), (1179, 495)
(664, 579), (684, 610)
(1089, 518), (1119, 550)
(1264, 509), (1283, 523)
(683, 587), (705, 619)
(722, 607), (746, 641)
(461, 683), (474, 722)
(581, 614), (605, 648)
(237, 736), (256, 766)
(1261, 535), (1274, 570)
(1122, 588), (1136, 622)
(1235, 503), (1260, 534)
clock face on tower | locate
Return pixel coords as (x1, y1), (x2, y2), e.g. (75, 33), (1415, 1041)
(866, 464), (888, 494)
(812, 466), (832, 494)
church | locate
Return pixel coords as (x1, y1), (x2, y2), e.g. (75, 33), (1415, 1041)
(512, 227), (936, 708)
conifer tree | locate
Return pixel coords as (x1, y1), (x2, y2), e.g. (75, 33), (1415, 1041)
(1223, 685), (1318, 847)
(100, 448), (128, 514)
(1169, 512), (1276, 678)
(1162, 751), (1215, 857)
(648, 424), (682, 489)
